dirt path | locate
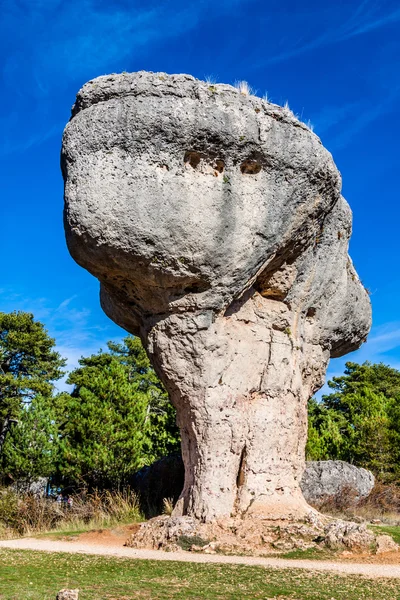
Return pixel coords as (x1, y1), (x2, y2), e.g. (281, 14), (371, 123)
(1, 537), (400, 579)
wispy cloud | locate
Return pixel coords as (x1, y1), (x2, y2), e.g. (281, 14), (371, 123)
(0, 0), (253, 157)
(0, 287), (124, 387)
(318, 319), (400, 396)
(341, 1), (400, 38)
(259, 1), (400, 66)
(311, 86), (400, 149)
(0, 121), (64, 158)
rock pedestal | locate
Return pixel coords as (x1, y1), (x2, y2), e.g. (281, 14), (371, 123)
(62, 71), (371, 524)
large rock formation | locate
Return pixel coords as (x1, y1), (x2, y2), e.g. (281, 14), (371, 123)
(301, 461), (375, 506)
(62, 71), (371, 524)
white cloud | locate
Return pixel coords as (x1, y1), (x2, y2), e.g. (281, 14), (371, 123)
(262, 1), (400, 66)
(318, 320), (400, 397)
(0, 287), (124, 382)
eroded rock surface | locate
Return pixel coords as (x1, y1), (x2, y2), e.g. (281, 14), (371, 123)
(125, 512), (389, 556)
(301, 461), (375, 506)
(62, 71), (371, 523)
(132, 456), (375, 516)
(56, 591), (79, 600)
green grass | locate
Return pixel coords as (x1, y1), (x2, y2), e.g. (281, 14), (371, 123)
(1, 549), (400, 599)
(279, 547), (338, 560)
(370, 524), (400, 544)
(34, 527), (95, 539)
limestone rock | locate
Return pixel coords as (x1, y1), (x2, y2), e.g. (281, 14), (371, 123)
(132, 455), (374, 515)
(56, 591), (79, 600)
(376, 534), (399, 554)
(301, 461), (375, 506)
(62, 71), (371, 523)
(125, 512), (325, 555)
(323, 520), (375, 551)
(129, 515), (198, 551)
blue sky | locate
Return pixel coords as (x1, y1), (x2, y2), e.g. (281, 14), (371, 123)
(1, 0), (399, 392)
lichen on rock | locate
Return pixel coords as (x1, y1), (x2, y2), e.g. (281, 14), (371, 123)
(62, 71), (371, 525)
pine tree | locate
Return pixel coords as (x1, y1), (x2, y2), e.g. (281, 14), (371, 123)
(307, 362), (400, 481)
(2, 394), (58, 488)
(0, 311), (65, 461)
(108, 336), (180, 462)
(56, 336), (180, 488)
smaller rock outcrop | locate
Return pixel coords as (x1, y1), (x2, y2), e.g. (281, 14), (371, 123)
(126, 512), (396, 555)
(125, 512), (327, 554)
(301, 460), (375, 506)
(376, 535), (399, 554)
(323, 520), (375, 551)
(56, 591), (79, 600)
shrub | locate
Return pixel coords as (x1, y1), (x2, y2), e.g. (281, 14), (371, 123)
(0, 488), (142, 537)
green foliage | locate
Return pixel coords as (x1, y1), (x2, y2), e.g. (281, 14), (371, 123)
(2, 395), (58, 486)
(306, 397), (347, 461)
(56, 336), (180, 488)
(0, 312), (65, 483)
(0, 311), (179, 490)
(307, 361), (400, 480)
(107, 336), (180, 462)
(0, 311), (65, 421)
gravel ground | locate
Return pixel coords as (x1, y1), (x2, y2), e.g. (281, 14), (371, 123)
(1, 537), (400, 579)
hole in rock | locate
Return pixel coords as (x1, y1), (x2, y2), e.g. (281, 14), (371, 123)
(306, 307), (316, 318)
(184, 151), (201, 168)
(240, 160), (262, 174)
(213, 159), (225, 173)
(184, 283), (204, 294)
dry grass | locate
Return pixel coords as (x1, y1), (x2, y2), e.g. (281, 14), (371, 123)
(204, 74), (217, 85)
(304, 119), (314, 131)
(234, 80), (254, 96)
(162, 497), (174, 516)
(314, 482), (400, 525)
(0, 488), (142, 538)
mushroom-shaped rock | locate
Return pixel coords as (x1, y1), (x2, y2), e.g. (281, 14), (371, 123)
(62, 71), (371, 522)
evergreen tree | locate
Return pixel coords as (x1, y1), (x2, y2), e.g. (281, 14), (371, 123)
(2, 394), (58, 488)
(108, 336), (180, 462)
(0, 311), (65, 461)
(306, 398), (348, 461)
(307, 361), (400, 480)
(56, 336), (180, 488)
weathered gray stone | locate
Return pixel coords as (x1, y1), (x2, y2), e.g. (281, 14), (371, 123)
(56, 591), (79, 600)
(376, 534), (399, 554)
(301, 461), (375, 506)
(323, 520), (375, 551)
(62, 71), (371, 523)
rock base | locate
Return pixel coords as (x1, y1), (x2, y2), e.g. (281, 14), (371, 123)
(125, 514), (397, 556)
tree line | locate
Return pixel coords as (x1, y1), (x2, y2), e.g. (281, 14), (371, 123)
(0, 311), (179, 490)
(307, 361), (400, 481)
(2, 310), (400, 490)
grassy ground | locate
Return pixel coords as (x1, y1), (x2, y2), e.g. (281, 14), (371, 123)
(1, 549), (400, 600)
(371, 524), (400, 545)
(280, 547), (339, 560)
